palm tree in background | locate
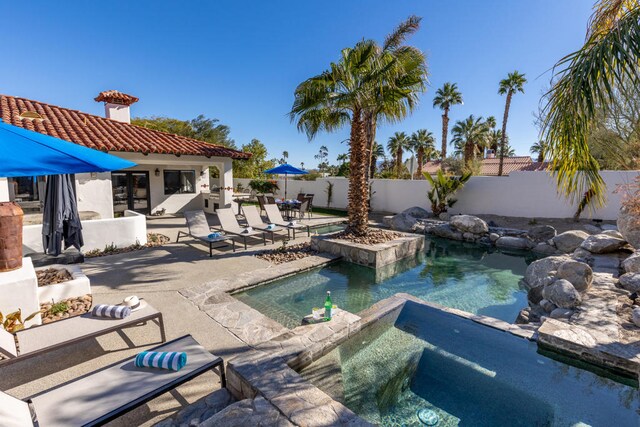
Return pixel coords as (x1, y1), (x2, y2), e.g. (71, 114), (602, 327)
(370, 142), (385, 178)
(542, 1), (640, 202)
(433, 82), (463, 159)
(498, 142), (516, 157)
(451, 115), (491, 168)
(300, 161), (305, 170)
(336, 153), (349, 164)
(387, 132), (411, 178)
(497, 71), (527, 175)
(530, 140), (548, 162)
(410, 129), (436, 178)
(290, 22), (427, 235)
(363, 16), (427, 182)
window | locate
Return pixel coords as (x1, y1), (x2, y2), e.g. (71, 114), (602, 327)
(163, 170), (196, 195)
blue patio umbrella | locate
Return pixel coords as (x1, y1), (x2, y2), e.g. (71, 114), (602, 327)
(0, 119), (136, 177)
(0, 120), (136, 255)
(264, 163), (308, 199)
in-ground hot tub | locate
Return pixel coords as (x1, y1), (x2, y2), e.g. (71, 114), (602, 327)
(299, 300), (639, 426)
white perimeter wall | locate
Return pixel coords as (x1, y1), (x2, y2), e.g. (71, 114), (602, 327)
(235, 170), (640, 220)
(0, 178), (9, 202)
(22, 210), (147, 254)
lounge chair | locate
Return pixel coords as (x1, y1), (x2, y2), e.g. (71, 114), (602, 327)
(264, 204), (311, 239)
(242, 205), (289, 243)
(214, 208), (267, 250)
(177, 210), (236, 257)
(1, 334), (224, 427)
(0, 301), (165, 365)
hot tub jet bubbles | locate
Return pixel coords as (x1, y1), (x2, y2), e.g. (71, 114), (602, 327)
(416, 408), (439, 426)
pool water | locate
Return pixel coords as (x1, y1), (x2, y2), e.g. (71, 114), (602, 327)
(235, 237), (540, 328)
(300, 301), (640, 426)
(311, 223), (347, 235)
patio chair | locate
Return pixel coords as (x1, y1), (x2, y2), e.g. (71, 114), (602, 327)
(290, 198), (311, 220)
(305, 193), (315, 217)
(264, 204), (311, 239)
(214, 208), (267, 250)
(0, 301), (166, 365)
(256, 195), (267, 215)
(177, 210), (236, 257)
(266, 196), (276, 204)
(242, 205), (289, 243)
(1, 334), (224, 427)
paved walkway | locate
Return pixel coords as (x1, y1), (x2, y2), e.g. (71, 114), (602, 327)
(2, 213), (343, 426)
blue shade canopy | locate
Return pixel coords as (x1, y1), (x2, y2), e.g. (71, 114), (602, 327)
(0, 120), (136, 177)
(264, 163), (308, 175)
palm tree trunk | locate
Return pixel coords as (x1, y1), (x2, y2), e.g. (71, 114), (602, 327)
(498, 92), (512, 176)
(396, 148), (403, 178)
(364, 112), (377, 182)
(347, 111), (369, 235)
(370, 153), (377, 178)
(441, 108), (449, 159)
(464, 142), (474, 168)
(416, 148), (424, 179)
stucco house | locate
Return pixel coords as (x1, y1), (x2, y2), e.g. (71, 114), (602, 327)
(0, 90), (250, 220)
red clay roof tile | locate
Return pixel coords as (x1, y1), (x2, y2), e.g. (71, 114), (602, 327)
(0, 94), (251, 160)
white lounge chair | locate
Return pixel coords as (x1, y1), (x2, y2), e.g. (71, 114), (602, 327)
(214, 208), (267, 250)
(0, 301), (165, 365)
(242, 205), (289, 243)
(177, 210), (236, 256)
(0, 334), (224, 427)
(264, 204), (311, 239)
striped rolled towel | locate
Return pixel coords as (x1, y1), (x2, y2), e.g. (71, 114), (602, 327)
(91, 304), (131, 319)
(135, 351), (187, 371)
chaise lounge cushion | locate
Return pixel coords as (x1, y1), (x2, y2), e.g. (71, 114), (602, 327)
(29, 335), (220, 427)
(0, 327), (17, 358)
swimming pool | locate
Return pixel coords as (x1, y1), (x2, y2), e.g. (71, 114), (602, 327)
(311, 222), (347, 235)
(235, 237), (540, 328)
(300, 301), (640, 426)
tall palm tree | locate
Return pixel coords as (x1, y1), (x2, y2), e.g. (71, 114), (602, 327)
(451, 115), (490, 168)
(290, 30), (427, 235)
(530, 140), (547, 162)
(363, 16), (426, 182)
(542, 1), (640, 203)
(433, 82), (463, 159)
(497, 71), (527, 175)
(387, 132), (411, 178)
(336, 153), (349, 164)
(410, 129), (436, 178)
(370, 142), (385, 178)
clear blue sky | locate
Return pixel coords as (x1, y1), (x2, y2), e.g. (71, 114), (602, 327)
(0, 1), (593, 168)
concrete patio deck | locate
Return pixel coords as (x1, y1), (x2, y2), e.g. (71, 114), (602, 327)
(2, 212), (345, 426)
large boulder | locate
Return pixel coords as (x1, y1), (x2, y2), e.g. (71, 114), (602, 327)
(389, 212), (418, 232)
(552, 230), (590, 253)
(401, 206), (432, 219)
(495, 236), (534, 250)
(556, 260), (593, 292)
(450, 215), (489, 234)
(431, 223), (463, 241)
(527, 286), (544, 305)
(580, 234), (626, 254)
(527, 225), (556, 242)
(582, 224), (602, 235)
(524, 255), (570, 289)
(550, 307), (574, 319)
(532, 243), (557, 256)
(617, 206), (640, 248)
(601, 229), (624, 239)
(542, 279), (582, 308)
(618, 273), (640, 293)
(622, 252), (640, 273)
(632, 307), (640, 328)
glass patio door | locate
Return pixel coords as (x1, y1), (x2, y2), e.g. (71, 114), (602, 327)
(111, 171), (150, 215)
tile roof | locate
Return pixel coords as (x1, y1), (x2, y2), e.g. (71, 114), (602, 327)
(421, 156), (549, 176)
(0, 94), (251, 160)
(94, 90), (139, 106)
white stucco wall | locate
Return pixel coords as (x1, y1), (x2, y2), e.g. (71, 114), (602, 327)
(0, 178), (9, 202)
(22, 210), (147, 254)
(75, 172), (114, 219)
(235, 170), (640, 220)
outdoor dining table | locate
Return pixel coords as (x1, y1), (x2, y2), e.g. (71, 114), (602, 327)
(275, 199), (301, 220)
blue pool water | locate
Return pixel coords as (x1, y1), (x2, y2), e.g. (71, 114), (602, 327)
(300, 301), (640, 426)
(235, 237), (540, 328)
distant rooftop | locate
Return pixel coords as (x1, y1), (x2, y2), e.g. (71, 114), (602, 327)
(421, 156), (549, 176)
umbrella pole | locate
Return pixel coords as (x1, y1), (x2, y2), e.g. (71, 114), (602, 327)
(285, 173), (288, 199)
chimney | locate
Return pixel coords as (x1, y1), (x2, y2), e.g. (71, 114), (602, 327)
(94, 90), (139, 124)
(486, 149), (496, 159)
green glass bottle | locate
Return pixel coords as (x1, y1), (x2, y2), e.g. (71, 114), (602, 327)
(324, 291), (332, 321)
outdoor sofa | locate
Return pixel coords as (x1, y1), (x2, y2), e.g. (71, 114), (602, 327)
(0, 334), (224, 427)
(178, 210), (236, 256)
(0, 301), (165, 364)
